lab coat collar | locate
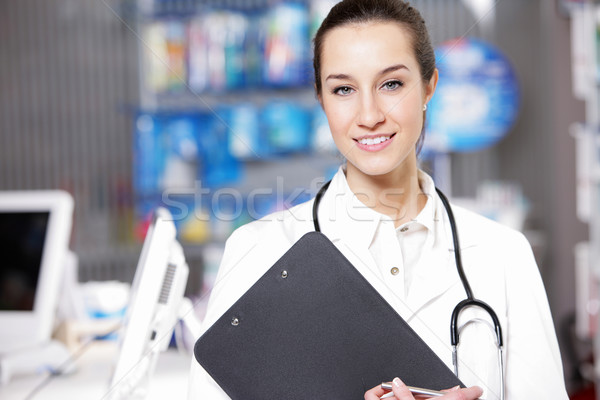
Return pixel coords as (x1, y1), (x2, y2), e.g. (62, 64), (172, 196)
(413, 169), (436, 234)
(318, 166), (464, 249)
(317, 166), (381, 249)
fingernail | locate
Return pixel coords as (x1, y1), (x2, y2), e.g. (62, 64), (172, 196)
(451, 385), (460, 391)
(393, 377), (402, 387)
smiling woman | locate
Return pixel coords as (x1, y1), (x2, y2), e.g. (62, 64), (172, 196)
(187, 1), (569, 400)
(317, 22), (437, 224)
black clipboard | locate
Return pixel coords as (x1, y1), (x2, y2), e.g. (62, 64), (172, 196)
(194, 232), (462, 399)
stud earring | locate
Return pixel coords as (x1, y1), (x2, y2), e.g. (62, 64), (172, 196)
(423, 104), (427, 111)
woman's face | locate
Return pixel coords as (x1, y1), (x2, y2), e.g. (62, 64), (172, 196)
(318, 22), (437, 178)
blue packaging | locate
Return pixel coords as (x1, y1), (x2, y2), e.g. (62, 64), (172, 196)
(262, 101), (310, 154)
(244, 13), (265, 88)
(161, 116), (200, 191)
(133, 111), (242, 241)
(188, 16), (209, 93)
(222, 11), (249, 90)
(133, 113), (166, 197)
(220, 104), (265, 160)
(188, 10), (274, 92)
(198, 11), (250, 92)
(133, 112), (201, 240)
(262, 2), (310, 87)
(133, 112), (203, 195)
(199, 112), (243, 187)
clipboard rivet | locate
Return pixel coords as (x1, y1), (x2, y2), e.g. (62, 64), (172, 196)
(281, 270), (288, 279)
(231, 317), (240, 326)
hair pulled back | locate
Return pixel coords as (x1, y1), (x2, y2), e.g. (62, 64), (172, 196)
(313, 0), (435, 154)
(313, 0), (436, 96)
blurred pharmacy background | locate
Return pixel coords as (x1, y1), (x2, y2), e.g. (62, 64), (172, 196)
(0, 0), (597, 396)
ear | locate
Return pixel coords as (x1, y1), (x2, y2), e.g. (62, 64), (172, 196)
(424, 68), (439, 104)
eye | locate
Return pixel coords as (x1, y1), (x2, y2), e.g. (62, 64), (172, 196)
(332, 86), (354, 96)
(382, 80), (403, 91)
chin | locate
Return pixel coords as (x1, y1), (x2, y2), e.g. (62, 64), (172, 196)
(348, 160), (399, 177)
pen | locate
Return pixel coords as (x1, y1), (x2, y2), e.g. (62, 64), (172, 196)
(380, 382), (445, 398)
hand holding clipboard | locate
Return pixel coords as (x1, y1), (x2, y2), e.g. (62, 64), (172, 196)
(371, 379), (482, 399)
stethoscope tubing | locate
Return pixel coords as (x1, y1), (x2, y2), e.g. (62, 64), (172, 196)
(434, 188), (504, 347)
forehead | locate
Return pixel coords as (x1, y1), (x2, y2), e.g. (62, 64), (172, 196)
(320, 21), (417, 75)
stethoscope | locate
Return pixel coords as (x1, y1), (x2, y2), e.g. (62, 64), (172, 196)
(312, 180), (505, 400)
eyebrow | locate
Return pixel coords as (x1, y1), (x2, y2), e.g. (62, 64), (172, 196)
(325, 73), (351, 81)
(380, 63), (409, 75)
(325, 64), (409, 82)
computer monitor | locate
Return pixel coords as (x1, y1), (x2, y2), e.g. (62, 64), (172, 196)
(106, 207), (191, 400)
(0, 191), (73, 354)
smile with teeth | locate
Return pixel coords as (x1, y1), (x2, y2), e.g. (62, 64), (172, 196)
(356, 134), (395, 145)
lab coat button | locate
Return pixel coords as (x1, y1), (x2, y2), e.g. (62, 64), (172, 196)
(400, 226), (409, 232)
(390, 267), (399, 275)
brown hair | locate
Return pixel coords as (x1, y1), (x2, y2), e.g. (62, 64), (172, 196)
(313, 0), (436, 152)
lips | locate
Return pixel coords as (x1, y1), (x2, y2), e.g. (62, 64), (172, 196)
(353, 133), (396, 152)
(356, 135), (393, 145)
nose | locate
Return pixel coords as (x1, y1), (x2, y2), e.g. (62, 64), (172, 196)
(357, 92), (385, 129)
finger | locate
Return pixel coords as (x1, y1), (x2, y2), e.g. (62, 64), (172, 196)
(440, 386), (483, 400)
(440, 385), (461, 393)
(390, 377), (416, 399)
(364, 384), (387, 400)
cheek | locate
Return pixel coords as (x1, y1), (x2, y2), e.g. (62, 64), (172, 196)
(323, 102), (353, 136)
(383, 94), (424, 127)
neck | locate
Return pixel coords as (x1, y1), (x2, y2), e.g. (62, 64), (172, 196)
(345, 160), (426, 228)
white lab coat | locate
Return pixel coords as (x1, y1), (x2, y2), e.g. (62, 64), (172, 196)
(188, 168), (568, 399)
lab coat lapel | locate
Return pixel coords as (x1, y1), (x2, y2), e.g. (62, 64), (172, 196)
(405, 193), (467, 319)
(335, 232), (415, 316)
(316, 170), (383, 290)
(320, 207), (381, 283)
(405, 245), (457, 319)
(323, 206), (419, 315)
